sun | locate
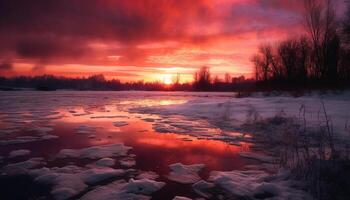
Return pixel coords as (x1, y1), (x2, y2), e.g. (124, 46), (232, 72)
(161, 74), (173, 85)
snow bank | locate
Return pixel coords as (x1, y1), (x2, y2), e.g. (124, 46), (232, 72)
(167, 163), (205, 184)
(57, 144), (132, 159)
(208, 169), (311, 199)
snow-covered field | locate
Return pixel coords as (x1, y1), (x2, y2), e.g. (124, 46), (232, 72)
(0, 91), (349, 199)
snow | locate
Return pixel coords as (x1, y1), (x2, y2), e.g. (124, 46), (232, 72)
(96, 158), (116, 167)
(57, 144), (132, 159)
(9, 149), (31, 158)
(1, 91), (349, 200)
(167, 163), (205, 184)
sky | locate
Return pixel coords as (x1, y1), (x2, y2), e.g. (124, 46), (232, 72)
(0, 0), (346, 83)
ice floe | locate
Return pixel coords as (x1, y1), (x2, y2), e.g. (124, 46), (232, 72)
(113, 121), (129, 127)
(167, 163), (205, 184)
(120, 157), (136, 168)
(8, 149), (31, 158)
(80, 178), (165, 200)
(2, 157), (46, 175)
(57, 144), (132, 159)
(173, 196), (192, 200)
(136, 171), (159, 180)
(29, 165), (126, 200)
(95, 158), (116, 167)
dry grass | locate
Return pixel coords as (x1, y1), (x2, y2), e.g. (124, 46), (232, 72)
(242, 104), (350, 200)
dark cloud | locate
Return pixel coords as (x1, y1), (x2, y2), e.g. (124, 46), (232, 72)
(16, 37), (87, 60)
(0, 61), (13, 71)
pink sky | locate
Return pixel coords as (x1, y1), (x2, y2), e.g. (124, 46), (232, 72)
(0, 0), (345, 82)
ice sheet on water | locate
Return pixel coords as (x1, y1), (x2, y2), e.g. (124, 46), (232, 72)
(0, 134), (58, 145)
(167, 163), (205, 184)
(57, 144), (132, 159)
(8, 149), (31, 158)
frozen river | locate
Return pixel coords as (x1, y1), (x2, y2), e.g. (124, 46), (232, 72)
(0, 91), (349, 200)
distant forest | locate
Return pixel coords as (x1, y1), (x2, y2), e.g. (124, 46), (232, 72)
(0, 72), (254, 92)
(1, 0), (350, 92)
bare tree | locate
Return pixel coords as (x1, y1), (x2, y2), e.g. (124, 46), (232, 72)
(193, 66), (211, 90)
(304, 0), (339, 81)
(224, 73), (231, 84)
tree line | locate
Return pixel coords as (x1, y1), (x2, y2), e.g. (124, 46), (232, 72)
(252, 0), (350, 89)
(0, 71), (253, 91)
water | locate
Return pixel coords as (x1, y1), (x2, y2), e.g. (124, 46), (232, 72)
(0, 91), (253, 199)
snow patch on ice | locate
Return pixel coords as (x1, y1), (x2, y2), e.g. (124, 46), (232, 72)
(167, 163), (205, 184)
(57, 144), (132, 159)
